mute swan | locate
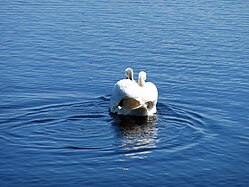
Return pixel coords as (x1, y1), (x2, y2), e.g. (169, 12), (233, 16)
(137, 71), (158, 115)
(109, 68), (158, 116)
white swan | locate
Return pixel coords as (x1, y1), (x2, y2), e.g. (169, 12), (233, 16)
(109, 68), (158, 116)
(137, 71), (158, 115)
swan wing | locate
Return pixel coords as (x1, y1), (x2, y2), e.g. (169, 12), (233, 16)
(142, 82), (158, 103)
(110, 79), (142, 113)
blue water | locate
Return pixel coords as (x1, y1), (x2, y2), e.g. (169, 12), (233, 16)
(0, 0), (249, 186)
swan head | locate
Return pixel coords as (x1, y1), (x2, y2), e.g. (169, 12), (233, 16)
(125, 68), (134, 80)
(138, 71), (146, 87)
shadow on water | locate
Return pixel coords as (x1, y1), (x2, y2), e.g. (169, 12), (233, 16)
(110, 114), (158, 158)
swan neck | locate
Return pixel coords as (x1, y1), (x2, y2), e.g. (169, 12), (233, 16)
(130, 72), (134, 80)
(126, 68), (134, 80)
(138, 77), (145, 87)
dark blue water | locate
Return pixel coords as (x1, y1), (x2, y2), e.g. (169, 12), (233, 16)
(0, 1), (249, 186)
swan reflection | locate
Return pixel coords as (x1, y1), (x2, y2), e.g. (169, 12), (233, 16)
(111, 114), (158, 158)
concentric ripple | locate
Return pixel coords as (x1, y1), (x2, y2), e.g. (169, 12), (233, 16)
(156, 101), (207, 153)
(0, 96), (209, 160)
(109, 98), (209, 159)
(0, 96), (111, 152)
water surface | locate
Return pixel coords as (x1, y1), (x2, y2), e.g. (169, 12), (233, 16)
(0, 0), (249, 186)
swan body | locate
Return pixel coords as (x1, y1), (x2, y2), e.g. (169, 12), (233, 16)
(109, 68), (158, 116)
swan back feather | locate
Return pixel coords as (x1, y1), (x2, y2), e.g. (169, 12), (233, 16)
(110, 68), (158, 116)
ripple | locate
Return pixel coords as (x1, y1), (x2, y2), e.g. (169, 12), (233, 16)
(156, 101), (208, 153)
(0, 96), (111, 151)
(63, 146), (102, 150)
(0, 95), (210, 160)
(67, 114), (106, 121)
(110, 100), (209, 158)
(110, 114), (158, 158)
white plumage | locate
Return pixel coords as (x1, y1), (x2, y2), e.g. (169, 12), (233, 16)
(109, 68), (158, 116)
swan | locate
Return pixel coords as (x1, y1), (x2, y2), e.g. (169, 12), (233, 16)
(137, 71), (158, 115)
(109, 68), (158, 116)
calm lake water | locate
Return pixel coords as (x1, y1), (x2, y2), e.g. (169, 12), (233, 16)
(0, 0), (249, 186)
